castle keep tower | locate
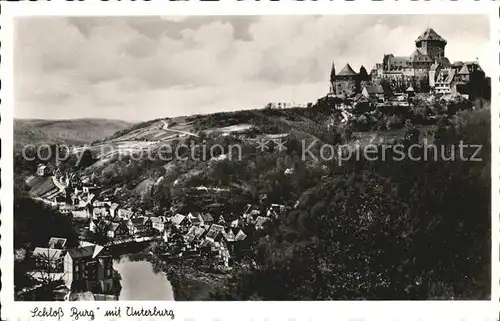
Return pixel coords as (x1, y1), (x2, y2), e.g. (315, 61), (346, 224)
(415, 28), (447, 61)
(331, 63), (358, 96)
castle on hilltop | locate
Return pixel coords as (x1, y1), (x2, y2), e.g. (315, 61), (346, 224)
(329, 28), (489, 100)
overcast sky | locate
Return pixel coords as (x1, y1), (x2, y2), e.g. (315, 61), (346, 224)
(15, 15), (490, 121)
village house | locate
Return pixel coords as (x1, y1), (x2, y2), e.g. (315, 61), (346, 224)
(254, 216), (269, 230)
(266, 204), (285, 218)
(184, 226), (207, 250)
(90, 219), (127, 240)
(230, 219), (241, 228)
(361, 84), (385, 101)
(117, 208), (135, 220)
(205, 224), (225, 243)
(37, 164), (51, 177)
(224, 228), (249, 258)
(109, 203), (120, 218)
(32, 247), (65, 273)
(244, 209), (261, 223)
(63, 244), (114, 294)
(92, 198), (110, 209)
(88, 204), (109, 220)
(58, 203), (73, 215)
(242, 204), (254, 215)
(200, 213), (215, 226)
(163, 229), (172, 243)
(127, 217), (152, 236)
(223, 228), (236, 242)
(142, 210), (154, 218)
(87, 193), (96, 206)
(107, 222), (128, 239)
(150, 216), (167, 233)
(235, 229), (248, 241)
(170, 214), (191, 232)
(187, 213), (203, 226)
(200, 236), (231, 268)
(82, 185), (100, 195)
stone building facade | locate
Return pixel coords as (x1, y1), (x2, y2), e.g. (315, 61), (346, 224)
(329, 28), (488, 99)
(371, 28), (449, 83)
(370, 28), (486, 97)
(329, 63), (371, 97)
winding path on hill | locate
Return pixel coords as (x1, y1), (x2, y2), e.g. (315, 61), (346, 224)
(160, 120), (198, 138)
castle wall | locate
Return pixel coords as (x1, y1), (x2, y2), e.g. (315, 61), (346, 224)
(330, 79), (356, 97)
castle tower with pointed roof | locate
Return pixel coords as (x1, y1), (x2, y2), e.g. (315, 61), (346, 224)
(337, 63), (357, 78)
(415, 28), (447, 61)
(329, 63), (359, 97)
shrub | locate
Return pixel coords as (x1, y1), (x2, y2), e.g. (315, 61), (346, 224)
(386, 115), (404, 130)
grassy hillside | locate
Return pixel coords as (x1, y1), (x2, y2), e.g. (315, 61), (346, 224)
(14, 118), (131, 147)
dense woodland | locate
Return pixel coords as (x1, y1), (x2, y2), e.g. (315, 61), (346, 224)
(208, 108), (490, 300)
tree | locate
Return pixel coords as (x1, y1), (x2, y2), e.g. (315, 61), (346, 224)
(402, 119), (420, 145)
(78, 149), (95, 168)
(358, 65), (370, 81)
(14, 194), (79, 249)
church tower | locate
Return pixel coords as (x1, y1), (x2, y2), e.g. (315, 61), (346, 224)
(415, 28), (447, 61)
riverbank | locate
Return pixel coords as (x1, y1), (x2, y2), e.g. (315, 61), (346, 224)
(146, 254), (229, 300)
(170, 264), (228, 300)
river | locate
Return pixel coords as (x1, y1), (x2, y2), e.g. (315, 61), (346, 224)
(113, 255), (174, 300)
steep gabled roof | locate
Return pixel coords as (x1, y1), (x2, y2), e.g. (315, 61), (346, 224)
(118, 208), (134, 219)
(409, 50), (433, 63)
(109, 222), (120, 232)
(235, 230), (247, 241)
(66, 245), (104, 259)
(458, 64), (470, 75)
(415, 28), (447, 44)
(337, 63), (357, 76)
(206, 224), (224, 239)
(200, 213), (214, 222)
(33, 247), (64, 260)
(255, 216), (269, 228)
(170, 214), (186, 225)
(436, 57), (451, 68)
(48, 237), (67, 249)
(150, 216), (164, 225)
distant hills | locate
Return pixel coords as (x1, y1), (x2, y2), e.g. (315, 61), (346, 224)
(14, 118), (131, 147)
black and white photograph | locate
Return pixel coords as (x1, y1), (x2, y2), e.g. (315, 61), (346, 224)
(12, 14), (492, 304)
